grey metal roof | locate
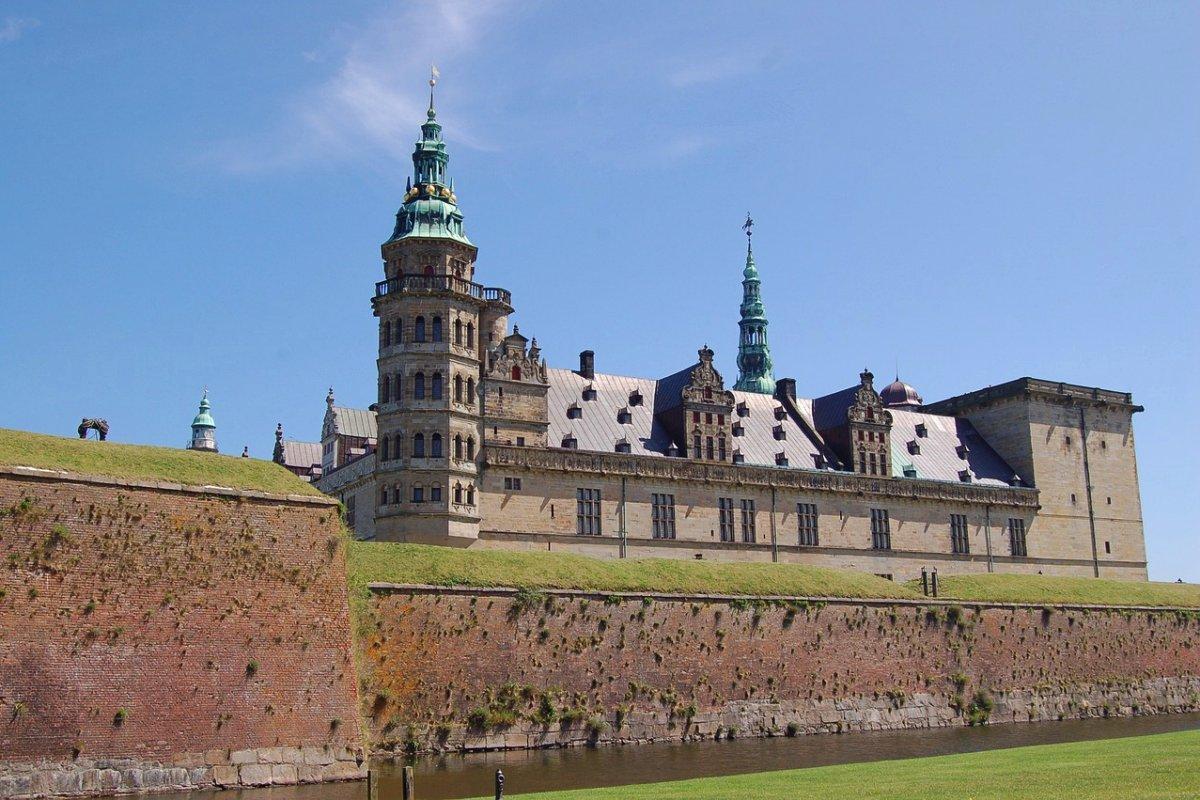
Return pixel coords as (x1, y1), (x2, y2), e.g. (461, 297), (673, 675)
(888, 409), (1016, 486)
(331, 406), (377, 440)
(545, 369), (825, 470)
(811, 386), (858, 431)
(281, 440), (322, 471)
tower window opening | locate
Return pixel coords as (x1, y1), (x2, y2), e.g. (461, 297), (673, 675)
(467, 377), (475, 405)
(431, 433), (443, 458)
(432, 316), (442, 342)
(414, 372), (426, 400)
(381, 376), (390, 404)
(454, 484), (463, 504)
(382, 320), (391, 346)
(415, 316), (426, 342)
(466, 437), (476, 459)
(432, 372), (443, 400)
(455, 374), (463, 402)
(466, 323), (475, 348)
(454, 434), (463, 460)
(454, 318), (463, 345)
(412, 433), (425, 458)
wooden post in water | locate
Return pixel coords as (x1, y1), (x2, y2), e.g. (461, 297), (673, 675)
(402, 765), (415, 800)
(494, 769), (505, 799)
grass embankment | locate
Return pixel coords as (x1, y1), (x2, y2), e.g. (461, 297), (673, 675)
(347, 541), (918, 600)
(0, 427), (321, 496)
(927, 572), (1200, 608)
(484, 730), (1200, 800)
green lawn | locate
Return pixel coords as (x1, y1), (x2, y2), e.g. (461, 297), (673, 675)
(348, 542), (918, 600)
(926, 572), (1200, 608)
(483, 730), (1200, 800)
(0, 427), (322, 497)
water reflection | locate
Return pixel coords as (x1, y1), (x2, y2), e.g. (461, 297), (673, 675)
(179, 713), (1200, 800)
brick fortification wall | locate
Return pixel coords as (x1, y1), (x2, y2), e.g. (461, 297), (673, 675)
(0, 468), (364, 798)
(361, 586), (1200, 753)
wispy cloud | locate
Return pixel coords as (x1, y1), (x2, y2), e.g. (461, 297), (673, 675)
(666, 54), (756, 89)
(0, 17), (39, 44)
(208, 0), (510, 174)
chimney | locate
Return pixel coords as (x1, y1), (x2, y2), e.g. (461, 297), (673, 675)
(775, 378), (797, 401)
(579, 350), (595, 380)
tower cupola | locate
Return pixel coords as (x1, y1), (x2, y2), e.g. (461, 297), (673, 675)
(734, 213), (776, 394)
(187, 389), (218, 453)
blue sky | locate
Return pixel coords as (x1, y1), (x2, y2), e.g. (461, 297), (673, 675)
(1, 2), (1196, 580)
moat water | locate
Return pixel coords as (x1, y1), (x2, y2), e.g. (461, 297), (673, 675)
(190, 713), (1200, 800)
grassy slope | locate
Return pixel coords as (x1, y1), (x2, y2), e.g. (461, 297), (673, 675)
(0, 427), (322, 497)
(486, 730), (1200, 800)
(927, 572), (1200, 608)
(347, 542), (919, 599)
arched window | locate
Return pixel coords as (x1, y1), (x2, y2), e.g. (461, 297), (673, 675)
(511, 365), (522, 381)
(381, 376), (390, 404)
(431, 433), (443, 458)
(432, 372), (443, 400)
(415, 316), (426, 342)
(466, 322), (475, 348)
(413, 433), (425, 458)
(466, 436), (476, 460)
(393, 433), (403, 459)
(394, 373), (402, 399)
(394, 319), (403, 343)
(454, 374), (463, 402)
(414, 372), (425, 399)
(466, 377), (475, 405)
(382, 320), (391, 346)
(380, 437), (390, 461)
(454, 318), (463, 345)
(454, 434), (463, 460)
(432, 316), (442, 342)
(466, 486), (475, 506)
(454, 484), (463, 504)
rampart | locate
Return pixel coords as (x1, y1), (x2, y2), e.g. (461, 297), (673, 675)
(0, 467), (364, 798)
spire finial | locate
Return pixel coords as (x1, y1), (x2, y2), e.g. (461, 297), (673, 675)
(742, 212), (754, 253)
(428, 64), (440, 118)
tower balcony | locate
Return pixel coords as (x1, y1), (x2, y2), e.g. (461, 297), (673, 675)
(375, 275), (511, 307)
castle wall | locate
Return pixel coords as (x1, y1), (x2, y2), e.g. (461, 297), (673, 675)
(473, 445), (1144, 582)
(0, 468), (364, 797)
(360, 585), (1200, 754)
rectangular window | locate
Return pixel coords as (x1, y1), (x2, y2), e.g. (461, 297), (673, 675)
(797, 503), (819, 546)
(651, 493), (676, 539)
(412, 486), (424, 503)
(576, 488), (602, 536)
(1008, 518), (1027, 557)
(504, 477), (522, 491)
(718, 498), (735, 542)
(950, 514), (970, 555)
(740, 499), (756, 543)
(870, 508), (891, 550)
(430, 486), (442, 502)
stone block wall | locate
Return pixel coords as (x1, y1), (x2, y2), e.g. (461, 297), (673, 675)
(359, 586), (1200, 753)
(0, 468), (364, 797)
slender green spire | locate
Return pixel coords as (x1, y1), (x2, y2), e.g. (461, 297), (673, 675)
(734, 213), (775, 394)
(386, 67), (471, 246)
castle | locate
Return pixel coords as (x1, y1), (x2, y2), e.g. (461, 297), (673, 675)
(277, 82), (1148, 582)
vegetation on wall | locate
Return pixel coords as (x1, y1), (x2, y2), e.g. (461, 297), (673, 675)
(0, 428), (322, 496)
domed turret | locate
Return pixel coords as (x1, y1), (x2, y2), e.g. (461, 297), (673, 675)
(881, 377), (923, 408)
(187, 389), (218, 452)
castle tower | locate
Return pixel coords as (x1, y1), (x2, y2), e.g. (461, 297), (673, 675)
(187, 389), (218, 453)
(734, 214), (776, 393)
(371, 72), (513, 544)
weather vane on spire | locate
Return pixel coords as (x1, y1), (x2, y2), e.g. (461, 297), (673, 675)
(742, 212), (754, 239)
(428, 64), (440, 115)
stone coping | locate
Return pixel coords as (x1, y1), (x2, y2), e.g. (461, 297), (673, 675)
(0, 465), (338, 507)
(367, 582), (1200, 613)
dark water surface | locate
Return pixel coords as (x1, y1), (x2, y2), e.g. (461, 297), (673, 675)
(191, 713), (1200, 800)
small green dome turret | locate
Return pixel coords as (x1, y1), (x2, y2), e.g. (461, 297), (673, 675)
(188, 389), (219, 453)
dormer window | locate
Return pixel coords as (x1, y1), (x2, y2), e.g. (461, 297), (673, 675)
(737, 401), (749, 417)
(615, 439), (632, 454)
(666, 444), (681, 457)
(582, 384), (597, 401)
(915, 423), (928, 438)
(617, 408), (632, 424)
(907, 440), (920, 455)
(903, 465), (918, 478)
(567, 403), (582, 420)
(775, 453), (789, 467)
(813, 454), (826, 469)
(1009, 474), (1023, 487)
(732, 450), (745, 465)
(773, 424), (786, 441)
(958, 470), (972, 483)
(561, 435), (578, 449)
(732, 422), (745, 437)
(956, 444), (970, 459)
(773, 406), (787, 421)
(629, 390), (643, 406)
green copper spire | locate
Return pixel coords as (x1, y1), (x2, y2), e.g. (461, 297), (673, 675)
(188, 388), (218, 453)
(734, 213), (776, 394)
(386, 67), (472, 246)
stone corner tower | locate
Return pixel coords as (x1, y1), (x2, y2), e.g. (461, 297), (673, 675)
(187, 389), (218, 453)
(371, 74), (514, 545)
(734, 213), (776, 394)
